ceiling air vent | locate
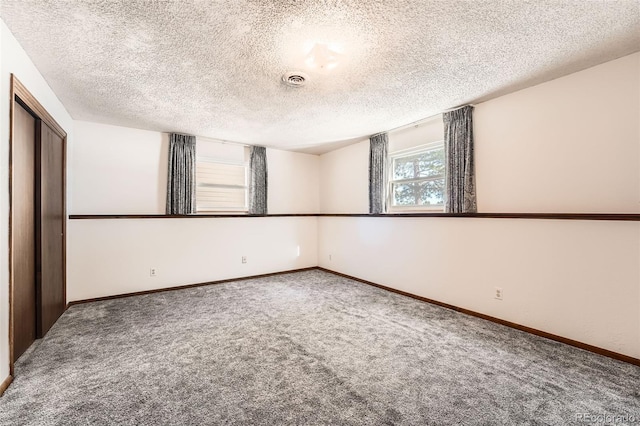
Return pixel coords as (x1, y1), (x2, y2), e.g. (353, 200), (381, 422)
(282, 72), (308, 87)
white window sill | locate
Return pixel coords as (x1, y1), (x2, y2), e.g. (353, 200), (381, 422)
(386, 207), (445, 214)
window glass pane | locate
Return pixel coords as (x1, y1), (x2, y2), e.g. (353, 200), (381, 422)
(392, 148), (445, 180)
(393, 182), (420, 206)
(393, 157), (418, 180)
(417, 180), (444, 206)
(392, 179), (444, 207)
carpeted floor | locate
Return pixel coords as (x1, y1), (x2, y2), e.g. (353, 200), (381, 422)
(1, 269), (638, 425)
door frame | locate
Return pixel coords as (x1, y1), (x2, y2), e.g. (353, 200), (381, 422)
(8, 74), (67, 376)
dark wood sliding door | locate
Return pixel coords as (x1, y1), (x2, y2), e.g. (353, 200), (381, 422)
(36, 121), (65, 336)
(10, 75), (67, 372)
(13, 102), (37, 361)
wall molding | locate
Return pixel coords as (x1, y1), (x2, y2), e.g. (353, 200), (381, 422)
(67, 267), (317, 306)
(317, 267), (640, 367)
(69, 214), (318, 219)
(12, 76), (66, 139)
(317, 213), (640, 221)
(68, 213), (640, 221)
(0, 375), (13, 397)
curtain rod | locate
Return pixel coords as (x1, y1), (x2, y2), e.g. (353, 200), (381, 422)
(168, 131), (252, 148)
(194, 135), (251, 148)
(375, 104), (475, 137)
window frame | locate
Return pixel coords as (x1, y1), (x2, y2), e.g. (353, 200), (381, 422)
(387, 141), (445, 213)
(195, 156), (249, 214)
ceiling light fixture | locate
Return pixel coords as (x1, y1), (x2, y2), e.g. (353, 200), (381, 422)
(305, 43), (341, 71)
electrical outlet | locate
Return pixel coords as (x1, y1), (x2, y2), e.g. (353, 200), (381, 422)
(241, 256), (247, 264)
(494, 287), (503, 300)
(329, 254), (332, 261)
(150, 268), (157, 277)
(296, 245), (300, 257)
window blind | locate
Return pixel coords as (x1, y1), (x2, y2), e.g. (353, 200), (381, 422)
(196, 160), (247, 212)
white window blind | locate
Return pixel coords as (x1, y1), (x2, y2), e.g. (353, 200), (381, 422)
(196, 159), (248, 212)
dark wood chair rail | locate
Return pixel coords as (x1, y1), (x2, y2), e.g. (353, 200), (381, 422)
(68, 213), (640, 221)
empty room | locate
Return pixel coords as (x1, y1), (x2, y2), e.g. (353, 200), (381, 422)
(0, 0), (639, 424)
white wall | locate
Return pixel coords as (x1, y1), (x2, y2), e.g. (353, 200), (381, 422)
(319, 139), (369, 213)
(68, 121), (321, 301)
(68, 217), (317, 301)
(475, 53), (640, 213)
(318, 217), (640, 358)
(0, 18), (74, 381)
(317, 52), (640, 358)
(72, 121), (168, 214)
(320, 53), (640, 216)
(267, 148), (319, 214)
(71, 122), (320, 214)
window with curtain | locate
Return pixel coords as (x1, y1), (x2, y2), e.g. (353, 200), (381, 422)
(388, 141), (445, 211)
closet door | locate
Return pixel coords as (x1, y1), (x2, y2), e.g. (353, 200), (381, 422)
(13, 102), (37, 360)
(36, 121), (65, 336)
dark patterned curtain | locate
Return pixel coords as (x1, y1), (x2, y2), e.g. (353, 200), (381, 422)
(369, 133), (388, 214)
(166, 133), (196, 215)
(444, 106), (476, 213)
(249, 146), (268, 215)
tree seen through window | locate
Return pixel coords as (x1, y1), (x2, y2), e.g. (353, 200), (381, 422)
(391, 147), (445, 207)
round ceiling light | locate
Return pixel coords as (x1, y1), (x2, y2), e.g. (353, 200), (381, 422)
(282, 71), (308, 87)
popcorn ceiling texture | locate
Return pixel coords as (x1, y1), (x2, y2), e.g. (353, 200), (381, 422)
(0, 0), (638, 153)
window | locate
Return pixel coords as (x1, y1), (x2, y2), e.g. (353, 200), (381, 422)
(388, 141), (445, 211)
(196, 158), (248, 213)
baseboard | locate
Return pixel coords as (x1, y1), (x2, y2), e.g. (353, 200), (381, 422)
(316, 267), (640, 367)
(0, 375), (13, 396)
(67, 267), (318, 306)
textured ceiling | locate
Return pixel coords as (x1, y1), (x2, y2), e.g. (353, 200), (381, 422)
(1, 1), (639, 153)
